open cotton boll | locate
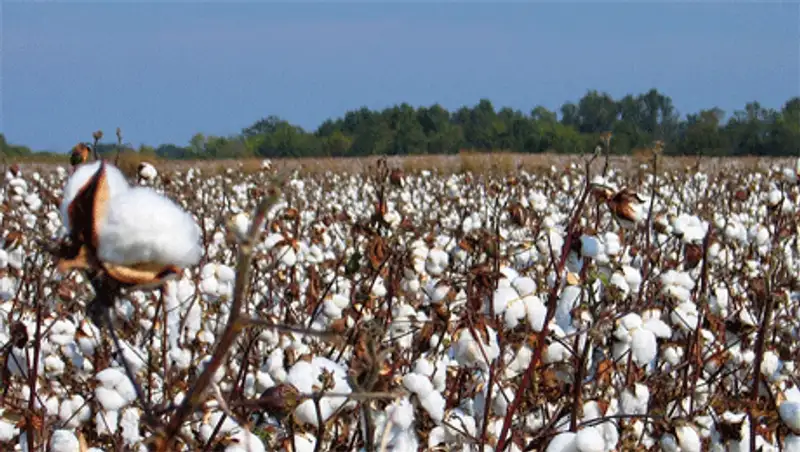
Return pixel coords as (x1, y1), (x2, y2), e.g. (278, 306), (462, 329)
(286, 356), (352, 426)
(49, 429), (80, 452)
(575, 427), (605, 452)
(780, 401), (800, 433)
(546, 432), (578, 452)
(0, 413), (18, 442)
(97, 186), (202, 268)
(59, 395), (91, 428)
(580, 235), (604, 258)
(451, 326), (500, 371)
(95, 367), (138, 410)
(674, 424), (701, 452)
(225, 430), (266, 452)
(60, 161), (130, 233)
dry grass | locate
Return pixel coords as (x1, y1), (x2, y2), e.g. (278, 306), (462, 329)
(5, 152), (791, 177)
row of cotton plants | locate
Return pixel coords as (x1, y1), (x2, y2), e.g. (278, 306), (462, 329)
(0, 153), (798, 452)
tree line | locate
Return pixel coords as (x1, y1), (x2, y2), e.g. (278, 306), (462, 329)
(3, 89), (799, 160)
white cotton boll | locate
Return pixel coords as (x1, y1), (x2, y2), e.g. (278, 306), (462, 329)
(200, 277), (219, 296)
(768, 189), (783, 206)
(388, 397), (415, 429)
(403, 373), (434, 396)
(225, 431), (266, 452)
(97, 187), (202, 268)
(630, 328), (658, 366)
(547, 432), (578, 452)
(643, 318), (672, 339)
(660, 434), (679, 452)
(59, 395), (91, 428)
(425, 248), (449, 276)
(60, 161), (130, 233)
(493, 287), (519, 315)
(671, 302), (699, 332)
(780, 401), (800, 432)
(292, 433), (317, 452)
(427, 283), (451, 304)
(216, 265), (236, 283)
(95, 387), (128, 412)
(96, 409), (119, 435)
(96, 367), (137, 405)
(49, 429), (79, 452)
(622, 266), (642, 293)
(44, 355), (66, 377)
(544, 341), (570, 365)
(610, 272), (630, 297)
(603, 233), (621, 256)
(620, 383), (650, 415)
(504, 298), (527, 329)
(525, 295), (547, 332)
(760, 351), (781, 379)
(512, 276), (537, 296)
(418, 391), (446, 423)
(675, 424), (701, 452)
(120, 407), (142, 446)
(580, 235), (603, 258)
(575, 427), (605, 452)
(138, 162), (157, 181)
(277, 245), (297, 267)
(286, 357), (352, 427)
(709, 286), (729, 316)
(169, 348), (192, 371)
(0, 417), (17, 442)
(452, 326), (500, 371)
(556, 285), (582, 331)
(785, 434), (800, 451)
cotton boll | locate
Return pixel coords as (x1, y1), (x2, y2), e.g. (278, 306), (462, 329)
(580, 235), (604, 258)
(524, 295), (547, 332)
(120, 408), (142, 446)
(575, 427), (605, 452)
(546, 432), (578, 452)
(96, 409), (119, 436)
(780, 401), (800, 433)
(675, 424), (701, 452)
(286, 357), (352, 426)
(630, 328), (658, 366)
(59, 395), (91, 428)
(49, 429), (80, 452)
(0, 416), (17, 442)
(622, 266), (642, 293)
(97, 187), (202, 268)
(225, 431), (266, 452)
(451, 326), (500, 371)
(60, 161), (130, 233)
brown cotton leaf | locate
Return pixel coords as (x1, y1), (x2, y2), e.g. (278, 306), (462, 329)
(366, 236), (387, 270)
(77, 431), (89, 452)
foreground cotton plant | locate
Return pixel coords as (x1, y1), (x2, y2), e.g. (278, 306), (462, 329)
(56, 160), (202, 290)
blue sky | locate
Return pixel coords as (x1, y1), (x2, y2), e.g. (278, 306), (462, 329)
(2, 1), (799, 152)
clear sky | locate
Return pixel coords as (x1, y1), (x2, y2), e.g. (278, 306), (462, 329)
(2, 1), (799, 152)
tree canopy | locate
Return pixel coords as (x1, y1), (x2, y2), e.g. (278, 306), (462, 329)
(4, 89), (799, 160)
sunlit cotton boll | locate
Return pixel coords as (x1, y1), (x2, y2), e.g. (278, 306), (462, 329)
(96, 187), (203, 269)
(60, 161), (130, 233)
(286, 356), (352, 427)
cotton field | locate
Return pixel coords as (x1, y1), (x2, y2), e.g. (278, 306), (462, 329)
(1, 154), (800, 452)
